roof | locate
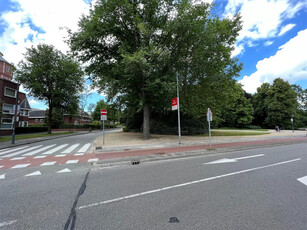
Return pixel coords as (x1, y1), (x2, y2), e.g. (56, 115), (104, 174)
(29, 110), (46, 118)
(0, 55), (12, 65)
(20, 98), (31, 110)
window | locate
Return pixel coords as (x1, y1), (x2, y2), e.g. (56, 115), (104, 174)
(1, 118), (13, 129)
(40, 119), (44, 122)
(35, 119), (39, 122)
(19, 121), (28, 127)
(6, 66), (10, 72)
(4, 87), (17, 98)
(2, 104), (14, 114)
(21, 110), (29, 116)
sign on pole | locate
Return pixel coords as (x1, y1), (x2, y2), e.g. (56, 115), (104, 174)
(101, 109), (107, 115)
(101, 115), (107, 121)
(171, 97), (178, 111)
(207, 108), (213, 149)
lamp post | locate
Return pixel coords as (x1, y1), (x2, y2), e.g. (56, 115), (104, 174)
(11, 83), (19, 144)
(176, 73), (181, 145)
(291, 114), (294, 133)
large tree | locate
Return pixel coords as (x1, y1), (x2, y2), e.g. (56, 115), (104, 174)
(15, 44), (84, 133)
(69, 0), (241, 138)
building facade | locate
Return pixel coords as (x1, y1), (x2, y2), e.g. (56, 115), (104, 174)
(0, 53), (31, 135)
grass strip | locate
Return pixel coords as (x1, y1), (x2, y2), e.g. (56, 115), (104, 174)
(0, 132), (73, 142)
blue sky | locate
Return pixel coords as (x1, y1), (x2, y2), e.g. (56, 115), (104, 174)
(0, 0), (306, 111)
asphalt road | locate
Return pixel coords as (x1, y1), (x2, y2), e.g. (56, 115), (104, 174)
(0, 143), (307, 229)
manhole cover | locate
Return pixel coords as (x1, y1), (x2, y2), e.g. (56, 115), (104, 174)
(169, 217), (180, 223)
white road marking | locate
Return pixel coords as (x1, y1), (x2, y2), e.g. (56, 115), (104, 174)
(11, 164), (30, 169)
(57, 168), (71, 173)
(233, 154), (265, 160)
(42, 144), (68, 155)
(55, 154), (66, 157)
(40, 161), (56, 166)
(0, 166), (3, 169)
(78, 143), (91, 153)
(0, 174), (5, 179)
(3, 145), (42, 157)
(66, 160), (78, 164)
(34, 156), (46, 159)
(2, 145), (42, 158)
(26, 171), (41, 177)
(88, 158), (98, 162)
(0, 220), (17, 227)
(74, 153), (84, 156)
(79, 158), (301, 210)
(297, 175), (307, 186)
(0, 146), (29, 156)
(62, 144), (80, 153)
(23, 144), (56, 156)
(10, 157), (25, 160)
(204, 154), (265, 165)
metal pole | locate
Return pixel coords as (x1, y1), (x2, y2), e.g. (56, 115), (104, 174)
(208, 118), (212, 149)
(176, 73), (181, 145)
(11, 83), (19, 144)
(291, 115), (294, 133)
(103, 120), (105, 144)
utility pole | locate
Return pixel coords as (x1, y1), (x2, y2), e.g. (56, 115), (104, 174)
(176, 73), (181, 145)
(11, 83), (19, 144)
(291, 114), (294, 133)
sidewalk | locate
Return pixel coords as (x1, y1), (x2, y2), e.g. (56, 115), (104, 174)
(93, 130), (307, 165)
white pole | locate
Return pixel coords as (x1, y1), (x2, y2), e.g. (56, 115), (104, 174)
(208, 108), (212, 149)
(177, 73), (181, 145)
(103, 120), (105, 144)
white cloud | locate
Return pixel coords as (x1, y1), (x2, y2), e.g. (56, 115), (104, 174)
(278, 23), (295, 36)
(264, 40), (273, 46)
(29, 99), (39, 105)
(0, 0), (91, 65)
(239, 29), (307, 93)
(224, 0), (306, 56)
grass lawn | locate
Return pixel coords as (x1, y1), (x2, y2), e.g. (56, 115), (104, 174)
(0, 132), (73, 142)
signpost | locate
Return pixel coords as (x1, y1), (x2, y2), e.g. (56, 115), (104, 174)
(101, 109), (107, 144)
(171, 97), (178, 111)
(207, 108), (213, 149)
(172, 73), (182, 144)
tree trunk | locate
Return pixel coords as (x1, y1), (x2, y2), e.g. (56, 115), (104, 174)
(143, 103), (151, 139)
(48, 104), (52, 134)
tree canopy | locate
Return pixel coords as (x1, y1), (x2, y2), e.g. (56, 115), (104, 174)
(69, 0), (242, 138)
(15, 44), (84, 133)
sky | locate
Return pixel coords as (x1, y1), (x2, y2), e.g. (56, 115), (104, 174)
(0, 0), (306, 111)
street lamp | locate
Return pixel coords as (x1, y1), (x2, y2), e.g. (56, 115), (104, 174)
(291, 114), (294, 133)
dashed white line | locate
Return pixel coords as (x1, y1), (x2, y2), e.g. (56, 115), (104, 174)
(42, 144), (69, 155)
(62, 144), (80, 153)
(11, 164), (30, 169)
(55, 154), (66, 157)
(297, 175), (307, 186)
(23, 144), (56, 156)
(78, 143), (91, 153)
(66, 160), (78, 164)
(233, 154), (265, 160)
(78, 158), (301, 210)
(10, 157), (25, 160)
(34, 156), (46, 159)
(74, 153), (84, 156)
(25, 171), (41, 177)
(88, 158), (98, 162)
(0, 166), (3, 169)
(0, 174), (5, 179)
(40, 161), (56, 166)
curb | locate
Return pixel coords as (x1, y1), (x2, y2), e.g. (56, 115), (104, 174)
(93, 139), (307, 169)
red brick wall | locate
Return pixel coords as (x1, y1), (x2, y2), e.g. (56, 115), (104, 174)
(0, 61), (13, 80)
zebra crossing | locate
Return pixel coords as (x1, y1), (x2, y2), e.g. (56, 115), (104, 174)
(0, 143), (92, 159)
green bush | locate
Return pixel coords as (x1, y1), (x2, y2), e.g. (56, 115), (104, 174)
(16, 126), (48, 134)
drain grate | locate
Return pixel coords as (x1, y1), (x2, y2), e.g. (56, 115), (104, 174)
(131, 160), (140, 165)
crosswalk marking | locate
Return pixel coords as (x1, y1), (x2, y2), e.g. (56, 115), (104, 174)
(34, 156), (46, 159)
(42, 144), (68, 155)
(78, 143), (91, 153)
(11, 157), (25, 160)
(41, 161), (56, 166)
(55, 155), (66, 157)
(57, 168), (71, 173)
(2, 145), (43, 158)
(11, 164), (30, 169)
(66, 160), (78, 164)
(74, 153), (84, 156)
(0, 166), (3, 169)
(0, 146), (29, 156)
(23, 144), (56, 156)
(62, 144), (80, 153)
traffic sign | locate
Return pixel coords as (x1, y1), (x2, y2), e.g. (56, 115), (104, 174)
(172, 97), (178, 110)
(207, 108), (213, 122)
(101, 115), (107, 121)
(101, 109), (107, 115)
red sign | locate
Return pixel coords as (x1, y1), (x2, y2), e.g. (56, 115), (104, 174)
(172, 98), (178, 110)
(101, 109), (107, 115)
